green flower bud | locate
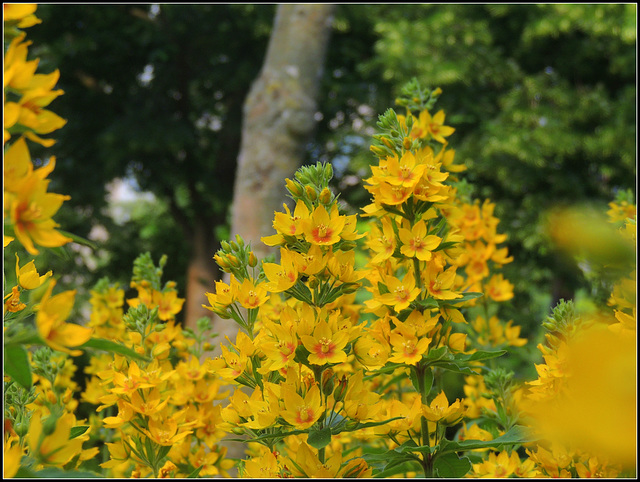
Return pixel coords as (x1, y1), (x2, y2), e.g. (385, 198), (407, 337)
(321, 369), (335, 397)
(248, 252), (258, 267)
(333, 375), (348, 403)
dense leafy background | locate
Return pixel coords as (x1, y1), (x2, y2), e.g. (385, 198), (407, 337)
(19, 4), (636, 354)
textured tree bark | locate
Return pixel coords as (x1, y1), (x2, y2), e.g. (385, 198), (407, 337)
(183, 222), (219, 332)
(218, 6), (335, 467)
(230, 3), (336, 261)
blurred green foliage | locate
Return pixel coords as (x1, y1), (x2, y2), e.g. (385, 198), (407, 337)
(22, 4), (636, 339)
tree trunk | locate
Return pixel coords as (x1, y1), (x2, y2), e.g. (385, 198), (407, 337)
(230, 3), (336, 261)
(183, 222), (219, 332)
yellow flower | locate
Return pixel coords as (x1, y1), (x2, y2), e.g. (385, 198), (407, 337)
(524, 325), (636, 469)
(385, 151), (426, 188)
(421, 390), (465, 425)
(367, 217), (397, 264)
(102, 398), (135, 429)
(388, 321), (431, 365)
(144, 414), (192, 446)
(485, 274), (514, 302)
(471, 450), (520, 478)
(378, 271), (421, 312)
(15, 253), (51, 289)
(263, 248), (299, 292)
(35, 280), (93, 356)
(4, 285), (26, 313)
(281, 384), (323, 430)
(243, 450), (280, 478)
(398, 220), (441, 261)
(28, 412), (86, 466)
(237, 278), (269, 309)
(3, 3), (41, 27)
(259, 319), (298, 373)
(291, 243), (326, 276)
(110, 361), (155, 396)
(125, 388), (170, 418)
(301, 319), (349, 365)
(5, 160), (72, 254)
(3, 435), (22, 478)
(302, 204), (345, 246)
(424, 264), (461, 300)
(152, 289), (185, 321)
(421, 109), (455, 144)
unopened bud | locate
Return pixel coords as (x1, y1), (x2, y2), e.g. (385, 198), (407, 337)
(403, 137), (413, 150)
(220, 241), (231, 252)
(214, 254), (229, 270)
(307, 276), (319, 290)
(341, 283), (359, 294)
(318, 187), (332, 205)
(41, 414), (59, 436)
(333, 375), (348, 403)
(286, 178), (303, 197)
(214, 307), (232, 319)
(381, 137), (394, 148)
(14, 420), (28, 438)
(321, 369), (335, 396)
(305, 185), (317, 201)
(235, 235), (245, 248)
(339, 241), (357, 251)
(248, 252), (258, 267)
(230, 241), (239, 251)
(323, 163), (333, 181)
(226, 254), (240, 267)
(370, 145), (386, 157)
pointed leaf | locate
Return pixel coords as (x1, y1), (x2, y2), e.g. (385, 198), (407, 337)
(69, 425), (90, 439)
(80, 338), (150, 362)
(4, 344), (32, 390)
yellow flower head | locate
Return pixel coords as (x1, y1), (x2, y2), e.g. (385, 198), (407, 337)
(420, 109), (455, 144)
(378, 271), (421, 312)
(28, 412), (86, 466)
(302, 204), (345, 246)
(422, 390), (465, 425)
(281, 384), (323, 430)
(35, 280), (93, 356)
(237, 278), (269, 310)
(301, 319), (348, 365)
(399, 220), (441, 261)
(263, 248), (299, 292)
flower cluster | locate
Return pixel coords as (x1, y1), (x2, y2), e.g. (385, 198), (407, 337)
(199, 80), (534, 478)
(4, 9), (635, 477)
(517, 199), (637, 477)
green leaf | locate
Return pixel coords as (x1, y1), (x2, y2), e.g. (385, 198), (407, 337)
(438, 425), (538, 454)
(79, 338), (150, 362)
(58, 229), (99, 251)
(69, 425), (90, 439)
(441, 292), (484, 306)
(187, 466), (203, 478)
(4, 344), (33, 389)
(425, 348), (506, 375)
(307, 426), (332, 450)
(433, 452), (472, 478)
(16, 466), (103, 478)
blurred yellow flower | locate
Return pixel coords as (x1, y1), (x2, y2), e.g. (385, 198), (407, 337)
(28, 412), (86, 466)
(35, 280), (93, 356)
